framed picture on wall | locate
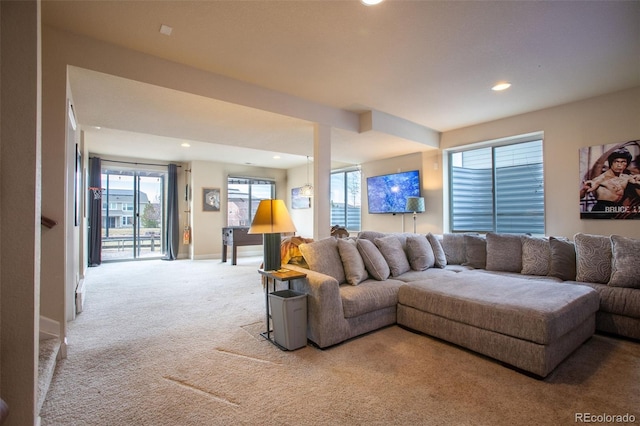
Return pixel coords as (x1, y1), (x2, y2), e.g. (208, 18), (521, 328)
(203, 187), (221, 212)
(579, 140), (640, 219)
(292, 187), (311, 209)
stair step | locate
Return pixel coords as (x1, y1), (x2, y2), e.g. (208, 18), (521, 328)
(38, 337), (61, 414)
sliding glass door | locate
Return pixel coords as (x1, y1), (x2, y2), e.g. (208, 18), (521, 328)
(101, 166), (166, 261)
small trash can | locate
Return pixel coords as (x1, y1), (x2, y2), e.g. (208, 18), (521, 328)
(269, 290), (307, 350)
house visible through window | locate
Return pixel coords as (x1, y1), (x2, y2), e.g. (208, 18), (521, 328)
(330, 168), (361, 231)
(449, 139), (544, 234)
(227, 177), (275, 227)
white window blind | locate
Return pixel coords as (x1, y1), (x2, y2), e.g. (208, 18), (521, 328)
(450, 140), (544, 234)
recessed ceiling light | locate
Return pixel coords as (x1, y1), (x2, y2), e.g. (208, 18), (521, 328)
(94, 126), (101, 130)
(361, 0), (384, 5)
(181, 142), (190, 147)
(273, 155), (281, 159)
(160, 24), (173, 36)
(492, 82), (512, 91)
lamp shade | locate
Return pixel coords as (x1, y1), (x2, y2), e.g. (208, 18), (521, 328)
(300, 183), (313, 198)
(405, 197), (425, 213)
(248, 199), (297, 234)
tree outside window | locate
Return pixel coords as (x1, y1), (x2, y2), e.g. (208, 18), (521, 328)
(331, 169), (361, 231)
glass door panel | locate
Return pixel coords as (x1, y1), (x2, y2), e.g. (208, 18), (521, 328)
(137, 175), (164, 259)
(101, 167), (166, 261)
(102, 172), (135, 260)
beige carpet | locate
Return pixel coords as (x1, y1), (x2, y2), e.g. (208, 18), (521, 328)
(40, 257), (640, 425)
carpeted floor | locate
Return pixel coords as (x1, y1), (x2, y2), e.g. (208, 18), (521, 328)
(40, 257), (640, 425)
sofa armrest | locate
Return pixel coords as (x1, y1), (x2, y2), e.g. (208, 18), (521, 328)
(285, 264), (351, 347)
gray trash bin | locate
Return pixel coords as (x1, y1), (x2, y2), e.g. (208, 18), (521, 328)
(269, 290), (307, 350)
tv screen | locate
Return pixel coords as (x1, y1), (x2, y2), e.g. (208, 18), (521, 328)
(366, 170), (421, 214)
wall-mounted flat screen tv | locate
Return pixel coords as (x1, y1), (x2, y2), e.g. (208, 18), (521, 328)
(366, 170), (421, 214)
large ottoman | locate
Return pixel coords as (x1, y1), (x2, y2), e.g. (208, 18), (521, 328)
(397, 272), (600, 377)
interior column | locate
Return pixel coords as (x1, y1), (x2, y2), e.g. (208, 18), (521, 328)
(313, 124), (331, 240)
(1, 0), (40, 423)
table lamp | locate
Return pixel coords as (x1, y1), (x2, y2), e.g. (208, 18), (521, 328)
(405, 197), (425, 233)
(248, 199), (297, 271)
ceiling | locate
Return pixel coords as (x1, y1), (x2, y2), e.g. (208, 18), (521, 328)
(42, 0), (640, 169)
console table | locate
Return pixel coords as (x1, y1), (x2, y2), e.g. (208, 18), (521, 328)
(221, 226), (262, 265)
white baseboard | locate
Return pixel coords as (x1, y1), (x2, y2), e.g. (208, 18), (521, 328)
(39, 316), (59, 341)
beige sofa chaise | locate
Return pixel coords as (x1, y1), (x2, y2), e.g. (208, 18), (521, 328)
(284, 231), (640, 377)
(397, 272), (597, 377)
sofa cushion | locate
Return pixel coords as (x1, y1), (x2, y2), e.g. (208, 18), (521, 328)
(337, 238), (368, 286)
(398, 273), (599, 345)
(356, 238), (390, 281)
(442, 233), (467, 265)
(405, 235), (435, 271)
(393, 233), (412, 249)
(548, 237), (576, 281)
(568, 281), (640, 317)
(340, 280), (404, 318)
(356, 230), (387, 242)
(299, 237), (346, 284)
(463, 234), (486, 269)
(470, 269), (562, 283)
(485, 233), (522, 273)
(521, 235), (550, 276)
(427, 233), (446, 268)
(393, 267), (459, 282)
(574, 233), (612, 284)
(608, 235), (640, 288)
(375, 235), (411, 277)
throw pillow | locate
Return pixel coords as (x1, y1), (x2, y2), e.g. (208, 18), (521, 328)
(608, 235), (640, 288)
(356, 238), (390, 281)
(463, 234), (486, 269)
(337, 238), (368, 285)
(574, 233), (612, 284)
(521, 235), (550, 276)
(548, 237), (576, 281)
(442, 233), (467, 265)
(405, 235), (435, 271)
(356, 230), (387, 242)
(299, 237), (346, 284)
(374, 235), (411, 277)
(427, 233), (446, 268)
(485, 232), (522, 273)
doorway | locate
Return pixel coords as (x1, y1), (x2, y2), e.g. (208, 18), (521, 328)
(101, 165), (166, 261)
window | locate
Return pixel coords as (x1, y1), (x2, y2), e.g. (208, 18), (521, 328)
(330, 169), (361, 231)
(227, 177), (275, 226)
(449, 139), (544, 234)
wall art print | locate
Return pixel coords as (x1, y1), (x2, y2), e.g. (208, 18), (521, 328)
(291, 187), (311, 209)
(202, 187), (221, 212)
(579, 140), (640, 219)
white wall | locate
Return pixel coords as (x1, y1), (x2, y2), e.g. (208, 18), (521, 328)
(287, 163), (314, 238)
(440, 87), (640, 239)
(360, 151), (439, 234)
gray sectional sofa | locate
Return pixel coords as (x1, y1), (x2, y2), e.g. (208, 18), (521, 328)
(284, 231), (640, 378)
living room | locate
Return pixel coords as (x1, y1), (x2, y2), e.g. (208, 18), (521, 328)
(1, 1), (639, 424)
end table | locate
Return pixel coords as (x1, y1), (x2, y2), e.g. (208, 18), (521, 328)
(258, 268), (307, 348)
